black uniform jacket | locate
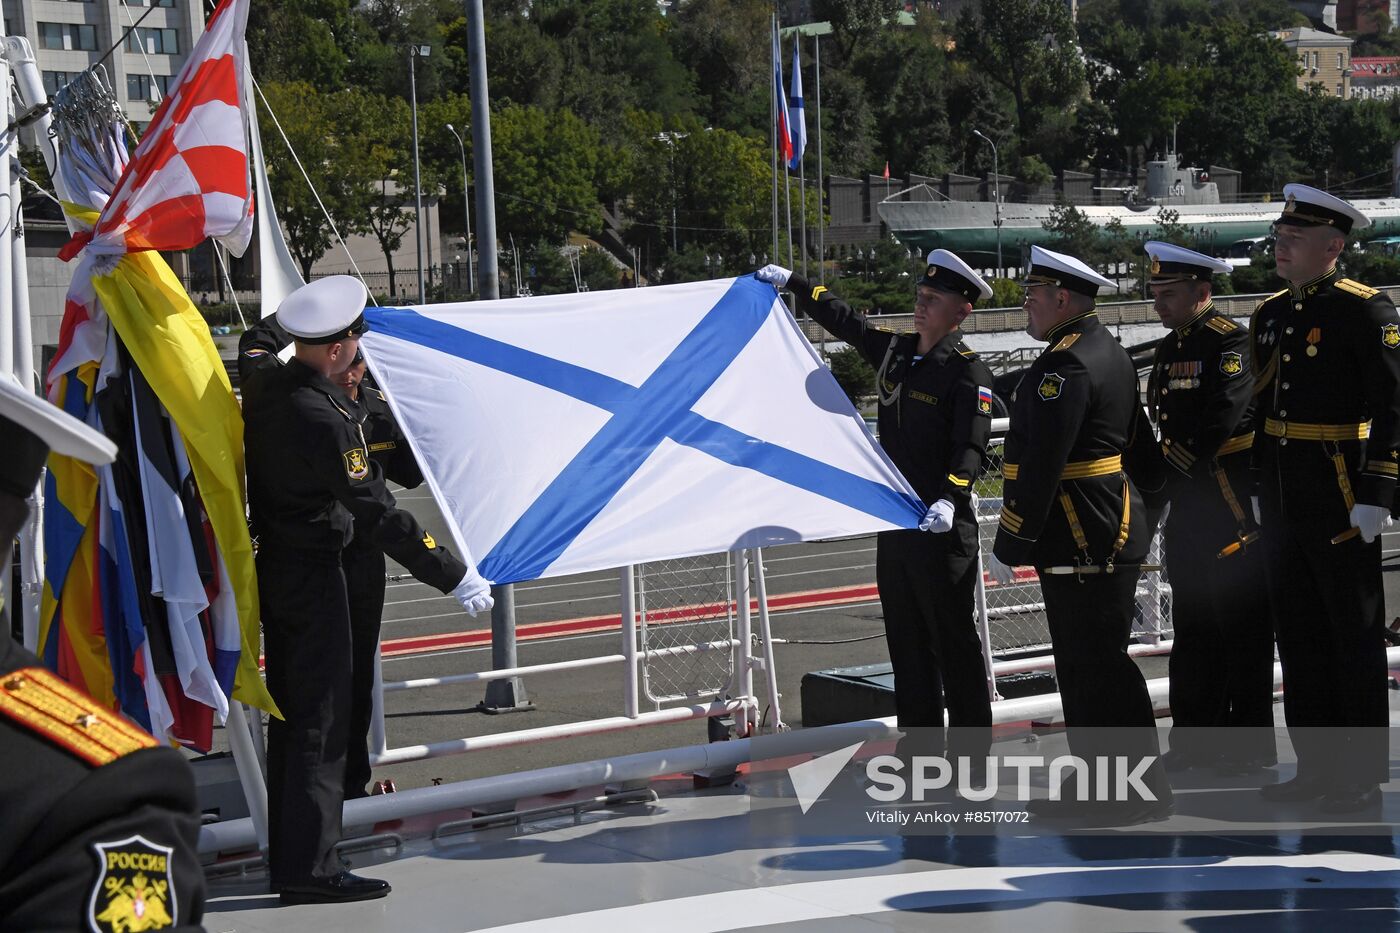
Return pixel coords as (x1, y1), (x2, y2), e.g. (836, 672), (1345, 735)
(788, 274), (994, 510)
(0, 639), (206, 932)
(239, 317), (465, 592)
(993, 311), (1149, 568)
(1128, 301), (1257, 527)
(358, 382), (424, 490)
(1250, 268), (1400, 523)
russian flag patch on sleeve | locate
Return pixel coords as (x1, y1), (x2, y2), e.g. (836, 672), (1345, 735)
(977, 386), (993, 414)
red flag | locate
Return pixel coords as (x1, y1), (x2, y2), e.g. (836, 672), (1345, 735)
(882, 162), (891, 179)
(88, 0), (253, 257)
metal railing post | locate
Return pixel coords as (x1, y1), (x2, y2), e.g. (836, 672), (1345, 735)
(972, 493), (1003, 702)
(224, 702), (269, 851)
(751, 547), (785, 731)
(621, 564), (638, 719)
(732, 549), (755, 737)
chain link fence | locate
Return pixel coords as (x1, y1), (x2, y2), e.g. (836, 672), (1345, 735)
(636, 553), (737, 705)
(975, 435), (1175, 657)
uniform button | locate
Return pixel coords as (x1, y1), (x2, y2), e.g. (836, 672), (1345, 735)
(1293, 303), (1303, 310)
(1164, 438), (1173, 446)
(1160, 413), (1169, 421)
(1279, 410), (1287, 418)
(1286, 326), (1294, 334)
(1282, 382), (1290, 390)
(1161, 363), (1169, 372)
(1280, 437), (1289, 446)
(1283, 354), (1292, 362)
(1160, 388), (1168, 396)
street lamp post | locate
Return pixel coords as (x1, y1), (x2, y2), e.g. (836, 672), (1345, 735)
(408, 44), (431, 304)
(973, 129), (1003, 280)
(445, 122), (474, 295)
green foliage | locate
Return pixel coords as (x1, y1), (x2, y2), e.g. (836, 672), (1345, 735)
(1229, 253), (1284, 295)
(827, 347), (876, 403)
(987, 277), (1023, 309)
(1341, 247), (1400, 287)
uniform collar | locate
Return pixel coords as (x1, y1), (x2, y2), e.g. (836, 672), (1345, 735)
(918, 330), (964, 363)
(288, 358), (361, 421)
(1289, 265), (1340, 301)
(1174, 300), (1215, 337)
(1045, 310), (1098, 345)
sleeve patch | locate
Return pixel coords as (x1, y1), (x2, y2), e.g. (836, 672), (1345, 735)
(1383, 323), (1400, 349)
(1037, 372), (1065, 401)
(422, 533), (437, 548)
(241, 348), (268, 358)
(90, 836), (177, 931)
(1219, 351), (1244, 376)
(344, 448), (369, 480)
(977, 386), (994, 414)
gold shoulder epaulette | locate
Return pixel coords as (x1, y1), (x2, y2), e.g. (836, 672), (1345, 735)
(1051, 333), (1081, 353)
(1335, 278), (1379, 299)
(958, 347), (978, 358)
(0, 667), (157, 767)
(1205, 316), (1239, 334)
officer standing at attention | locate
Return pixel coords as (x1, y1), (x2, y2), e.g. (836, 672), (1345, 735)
(0, 377), (207, 931)
(1249, 185), (1400, 812)
(334, 351), (424, 800)
(990, 245), (1171, 823)
(240, 276), (494, 904)
(756, 252), (995, 773)
(1128, 242), (1275, 775)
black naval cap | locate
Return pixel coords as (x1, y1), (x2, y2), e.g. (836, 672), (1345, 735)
(1277, 183), (1371, 235)
(917, 249), (993, 303)
(277, 275), (371, 345)
(0, 376), (117, 498)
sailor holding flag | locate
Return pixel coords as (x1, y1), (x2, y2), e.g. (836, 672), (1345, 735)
(757, 252), (995, 776)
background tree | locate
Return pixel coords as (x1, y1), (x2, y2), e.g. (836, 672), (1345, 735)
(955, 0), (1085, 146)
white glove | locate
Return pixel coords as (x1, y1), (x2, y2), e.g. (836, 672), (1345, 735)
(1251, 496), (1261, 526)
(755, 264), (792, 288)
(919, 498), (955, 533)
(451, 567), (494, 617)
(986, 551), (1016, 586)
(1349, 503), (1393, 543)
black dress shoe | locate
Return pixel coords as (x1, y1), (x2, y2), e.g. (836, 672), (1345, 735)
(280, 870), (391, 905)
(1258, 776), (1329, 802)
(1078, 798), (1174, 828)
(1160, 748), (1203, 773)
(1026, 796), (1089, 819)
(1319, 784), (1382, 814)
(1215, 757), (1276, 778)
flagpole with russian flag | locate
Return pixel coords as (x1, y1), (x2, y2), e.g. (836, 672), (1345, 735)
(770, 12), (783, 265)
(789, 35), (807, 281)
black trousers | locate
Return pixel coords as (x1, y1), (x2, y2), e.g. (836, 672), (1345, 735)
(875, 526), (991, 759)
(342, 538), (387, 800)
(1040, 569), (1171, 804)
(1162, 496), (1276, 764)
(258, 544), (351, 886)
(1261, 511), (1389, 786)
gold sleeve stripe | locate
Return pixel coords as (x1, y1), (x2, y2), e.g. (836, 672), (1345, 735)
(811, 286), (828, 301)
(1365, 459), (1399, 477)
(946, 474), (971, 487)
(0, 668), (157, 767)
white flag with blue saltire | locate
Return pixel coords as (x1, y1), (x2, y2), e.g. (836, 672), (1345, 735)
(361, 276), (924, 584)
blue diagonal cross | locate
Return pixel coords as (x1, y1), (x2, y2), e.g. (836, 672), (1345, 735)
(365, 277), (923, 583)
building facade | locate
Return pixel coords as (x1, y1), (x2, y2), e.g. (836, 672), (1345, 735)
(1272, 26), (1355, 98)
(1351, 55), (1400, 99)
(1, 0), (205, 128)
(1337, 0), (1399, 32)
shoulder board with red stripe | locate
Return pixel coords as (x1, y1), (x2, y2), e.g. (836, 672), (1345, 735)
(0, 668), (157, 767)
